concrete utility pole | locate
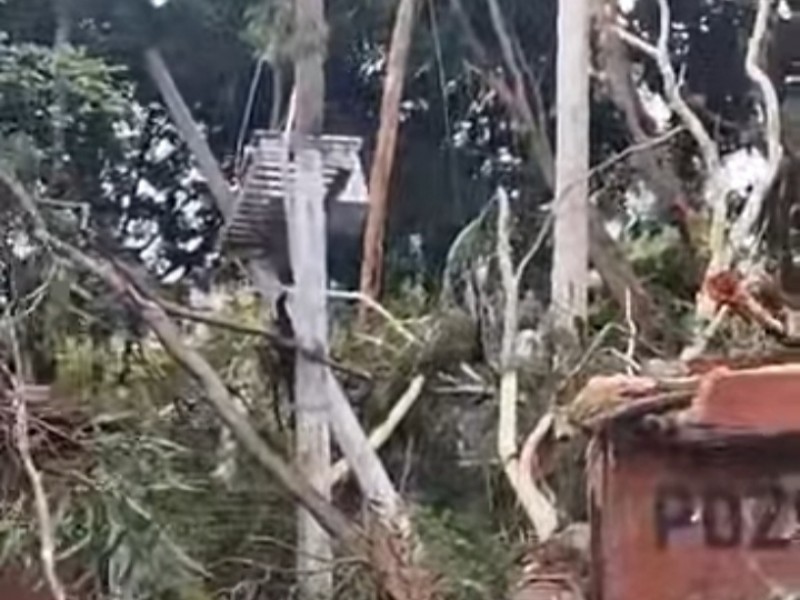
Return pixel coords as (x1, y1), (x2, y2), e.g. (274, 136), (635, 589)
(551, 0), (591, 329)
(289, 0), (332, 596)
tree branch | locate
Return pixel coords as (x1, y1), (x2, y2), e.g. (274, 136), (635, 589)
(613, 26), (658, 60)
(144, 48), (235, 219)
(327, 289), (421, 344)
(598, 3), (688, 216)
(2, 327), (66, 600)
(145, 46), (285, 304)
(730, 0), (782, 258)
(619, 3), (722, 177)
(100, 276), (371, 381)
(495, 187), (558, 541)
(329, 375), (425, 486)
(453, 0), (657, 334)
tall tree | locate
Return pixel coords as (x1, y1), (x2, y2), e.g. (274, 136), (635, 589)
(358, 0), (419, 320)
(551, 0), (590, 329)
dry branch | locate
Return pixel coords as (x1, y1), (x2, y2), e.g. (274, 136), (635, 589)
(616, 2), (726, 276)
(3, 327), (66, 600)
(495, 187), (559, 541)
(596, 7), (690, 216)
(330, 375), (425, 485)
(327, 289), (420, 344)
(730, 0), (782, 258)
(618, 0), (722, 174)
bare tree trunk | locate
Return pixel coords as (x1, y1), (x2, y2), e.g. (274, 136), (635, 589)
(290, 0), (333, 595)
(552, 0), (590, 329)
(145, 49), (235, 218)
(358, 0), (419, 323)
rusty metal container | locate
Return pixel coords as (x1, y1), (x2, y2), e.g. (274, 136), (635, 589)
(588, 365), (800, 600)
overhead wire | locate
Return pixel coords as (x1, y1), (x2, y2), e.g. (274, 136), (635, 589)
(427, 0), (463, 220)
(234, 57), (266, 175)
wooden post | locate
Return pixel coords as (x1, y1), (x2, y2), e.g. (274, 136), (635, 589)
(551, 0), (590, 328)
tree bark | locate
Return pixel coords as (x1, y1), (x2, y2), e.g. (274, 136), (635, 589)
(358, 0), (420, 322)
(551, 0), (590, 329)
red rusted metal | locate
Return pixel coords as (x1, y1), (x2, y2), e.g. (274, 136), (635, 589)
(589, 364), (800, 600)
(0, 570), (59, 600)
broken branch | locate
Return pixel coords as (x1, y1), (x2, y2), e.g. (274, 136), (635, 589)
(495, 187), (559, 541)
(730, 0), (782, 258)
(327, 289), (421, 344)
(3, 324), (66, 600)
(330, 375), (425, 485)
(152, 294), (370, 381)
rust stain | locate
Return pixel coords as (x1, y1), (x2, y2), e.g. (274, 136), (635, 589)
(589, 363), (800, 600)
(0, 570), (58, 600)
(686, 365), (800, 431)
